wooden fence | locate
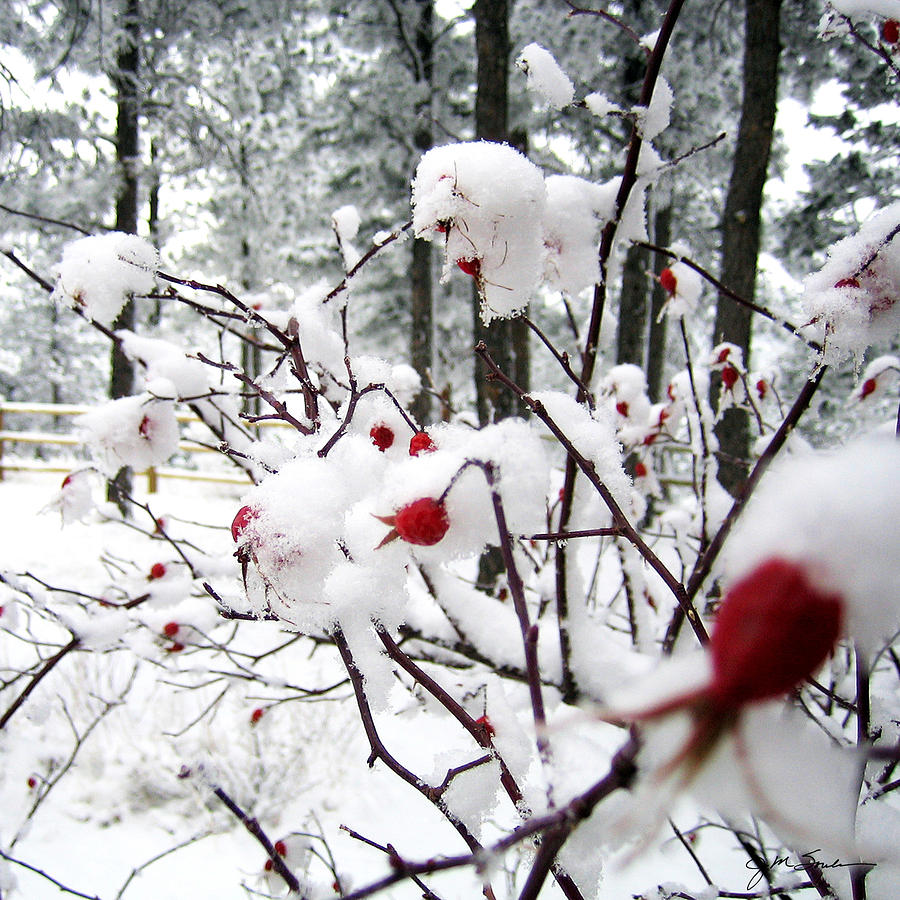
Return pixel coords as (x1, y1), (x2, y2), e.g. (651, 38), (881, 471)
(0, 401), (254, 492)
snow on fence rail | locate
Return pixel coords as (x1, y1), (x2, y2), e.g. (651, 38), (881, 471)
(0, 400), (262, 491)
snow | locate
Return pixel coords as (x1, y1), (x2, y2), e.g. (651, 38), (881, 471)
(542, 175), (617, 296)
(54, 233), (158, 326)
(516, 43), (575, 109)
(584, 91), (622, 118)
(75, 394), (181, 476)
(827, 0), (900, 16)
(634, 77), (673, 141)
(720, 436), (900, 653)
(801, 201), (900, 364)
(411, 142), (547, 321)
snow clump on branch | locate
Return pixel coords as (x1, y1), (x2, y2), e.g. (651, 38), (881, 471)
(54, 232), (158, 326)
(515, 43), (575, 109)
(542, 175), (618, 296)
(412, 141), (547, 321)
(801, 201), (900, 363)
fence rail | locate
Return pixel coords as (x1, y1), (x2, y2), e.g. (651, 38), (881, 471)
(0, 401), (255, 491)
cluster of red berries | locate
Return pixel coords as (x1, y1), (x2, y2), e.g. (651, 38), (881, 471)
(162, 621), (184, 652)
(369, 425), (437, 456)
(263, 840), (288, 872)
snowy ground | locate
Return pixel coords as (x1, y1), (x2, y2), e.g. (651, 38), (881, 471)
(0, 472), (828, 900)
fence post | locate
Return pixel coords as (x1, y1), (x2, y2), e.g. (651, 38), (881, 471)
(0, 397), (5, 482)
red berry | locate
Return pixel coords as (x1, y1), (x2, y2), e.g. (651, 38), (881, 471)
(369, 424), (395, 452)
(709, 558), (843, 708)
(62, 474), (73, 488)
(634, 462), (648, 478)
(264, 859), (274, 872)
(149, 562), (167, 580)
(835, 277), (860, 289)
(659, 267), (677, 295)
(756, 378), (768, 399)
(721, 365), (739, 391)
(457, 257), (481, 278)
(394, 498), (450, 546)
(409, 431), (436, 456)
(274, 840), (287, 856)
(666, 383), (677, 402)
(882, 18), (899, 43)
(163, 621), (180, 637)
(475, 714), (496, 737)
(231, 506), (257, 542)
(251, 707), (265, 724)
(168, 642), (185, 653)
(615, 400), (629, 417)
(139, 414), (152, 439)
(643, 432), (658, 446)
(716, 347), (731, 364)
(27, 776), (37, 789)
(860, 377), (877, 399)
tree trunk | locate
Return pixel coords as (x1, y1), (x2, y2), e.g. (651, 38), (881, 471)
(473, 0), (523, 426)
(712, 0), (782, 496)
(108, 0), (141, 513)
(409, 0), (435, 426)
(472, 0), (516, 590)
(646, 203), (671, 402)
(615, 242), (650, 367)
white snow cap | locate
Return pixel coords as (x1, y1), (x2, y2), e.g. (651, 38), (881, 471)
(584, 91), (622, 118)
(76, 394), (180, 476)
(722, 436), (900, 653)
(542, 175), (617, 296)
(516, 43), (575, 109)
(56, 232), (158, 326)
(658, 255), (703, 319)
(634, 77), (673, 141)
(827, 0), (900, 17)
(801, 202), (900, 363)
(412, 142), (547, 321)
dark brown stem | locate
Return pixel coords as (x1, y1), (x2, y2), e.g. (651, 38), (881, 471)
(323, 221), (413, 304)
(636, 240), (821, 351)
(665, 365), (827, 652)
(0, 637), (80, 730)
(331, 627), (488, 860)
(210, 784), (301, 894)
(476, 343), (706, 648)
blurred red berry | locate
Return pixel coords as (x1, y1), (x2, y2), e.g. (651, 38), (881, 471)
(409, 431), (436, 456)
(231, 506), (257, 542)
(659, 267), (677, 295)
(149, 562), (167, 580)
(370, 424), (395, 452)
(457, 257), (481, 278)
